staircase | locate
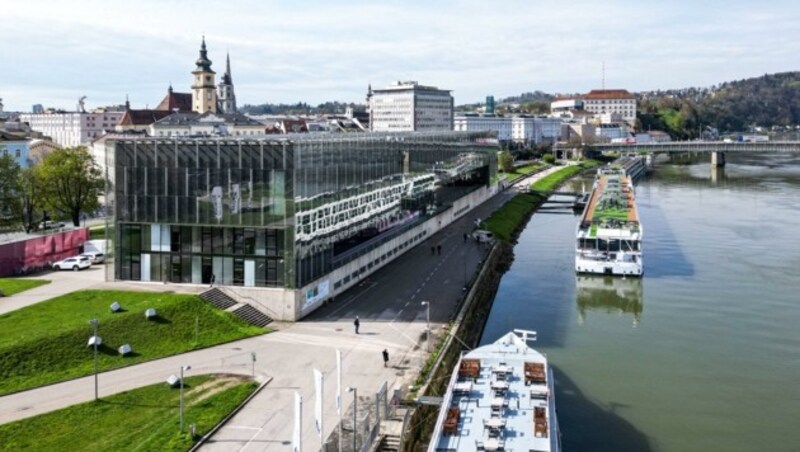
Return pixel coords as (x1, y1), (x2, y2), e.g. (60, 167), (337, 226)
(380, 433), (401, 452)
(200, 288), (274, 328)
(231, 304), (273, 327)
(199, 288), (238, 310)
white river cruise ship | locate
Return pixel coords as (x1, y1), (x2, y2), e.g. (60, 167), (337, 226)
(575, 165), (643, 276)
(428, 330), (561, 452)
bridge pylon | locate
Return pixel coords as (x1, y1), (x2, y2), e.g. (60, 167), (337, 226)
(711, 151), (726, 167)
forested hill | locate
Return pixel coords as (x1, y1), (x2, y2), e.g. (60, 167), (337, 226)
(638, 71), (800, 138)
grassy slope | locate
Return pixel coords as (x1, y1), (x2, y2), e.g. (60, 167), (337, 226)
(498, 163), (546, 181)
(0, 375), (258, 451)
(484, 161), (600, 242)
(0, 290), (264, 396)
(0, 278), (50, 296)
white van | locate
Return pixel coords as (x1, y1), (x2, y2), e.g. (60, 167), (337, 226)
(472, 230), (494, 243)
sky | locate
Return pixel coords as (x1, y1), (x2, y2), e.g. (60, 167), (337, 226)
(2, 0), (800, 112)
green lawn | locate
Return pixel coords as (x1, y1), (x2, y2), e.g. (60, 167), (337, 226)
(0, 375), (258, 451)
(0, 290), (265, 396)
(531, 160), (600, 192)
(498, 163), (546, 181)
(483, 161), (600, 242)
(0, 278), (50, 297)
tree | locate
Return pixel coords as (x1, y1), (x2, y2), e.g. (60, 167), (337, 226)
(0, 155), (22, 226)
(17, 167), (44, 233)
(497, 150), (514, 173)
(36, 147), (103, 227)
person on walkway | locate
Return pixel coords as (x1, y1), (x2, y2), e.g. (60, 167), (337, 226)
(437, 245), (442, 255)
(431, 246), (435, 255)
(382, 349), (389, 367)
(354, 316), (360, 334)
(463, 233), (468, 243)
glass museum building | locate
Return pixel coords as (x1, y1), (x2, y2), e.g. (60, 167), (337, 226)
(105, 131), (498, 319)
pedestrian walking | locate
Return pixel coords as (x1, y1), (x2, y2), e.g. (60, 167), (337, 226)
(354, 316), (360, 334)
(382, 349), (389, 367)
(431, 246), (435, 255)
(463, 233), (468, 243)
(437, 244), (442, 255)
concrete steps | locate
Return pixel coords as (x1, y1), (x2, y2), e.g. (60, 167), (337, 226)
(199, 288), (238, 310)
(380, 434), (401, 452)
(231, 304), (273, 328)
(200, 288), (273, 328)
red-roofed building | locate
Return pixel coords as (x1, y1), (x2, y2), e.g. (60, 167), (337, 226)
(582, 89), (636, 126)
(155, 85), (193, 113)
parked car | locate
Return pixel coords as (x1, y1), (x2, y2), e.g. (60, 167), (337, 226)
(40, 220), (66, 230)
(52, 256), (92, 271)
(472, 230), (494, 243)
(80, 252), (105, 264)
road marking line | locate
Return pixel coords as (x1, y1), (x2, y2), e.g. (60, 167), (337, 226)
(238, 426), (264, 452)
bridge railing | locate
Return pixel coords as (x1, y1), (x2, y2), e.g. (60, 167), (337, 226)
(589, 141), (800, 153)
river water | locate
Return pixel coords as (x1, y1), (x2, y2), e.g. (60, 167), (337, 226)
(480, 154), (800, 452)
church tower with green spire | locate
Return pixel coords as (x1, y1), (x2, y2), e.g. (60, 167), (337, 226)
(191, 36), (217, 113)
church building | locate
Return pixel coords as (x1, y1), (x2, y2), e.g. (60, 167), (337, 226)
(190, 37), (237, 114)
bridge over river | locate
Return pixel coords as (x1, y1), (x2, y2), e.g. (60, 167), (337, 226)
(587, 141), (800, 167)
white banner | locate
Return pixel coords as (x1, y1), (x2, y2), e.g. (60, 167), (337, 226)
(336, 350), (342, 416)
(314, 368), (324, 438)
(231, 183), (241, 214)
(293, 392), (302, 452)
(211, 186), (223, 222)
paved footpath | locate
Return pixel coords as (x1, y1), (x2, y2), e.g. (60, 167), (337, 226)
(0, 167), (568, 451)
(0, 266), (106, 316)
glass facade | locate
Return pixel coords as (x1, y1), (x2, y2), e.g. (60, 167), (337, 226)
(108, 132), (497, 289)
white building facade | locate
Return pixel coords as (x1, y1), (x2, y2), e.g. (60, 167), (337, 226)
(19, 109), (124, 147)
(582, 89), (637, 126)
(454, 115), (564, 147)
(454, 115), (512, 142)
(369, 81), (453, 132)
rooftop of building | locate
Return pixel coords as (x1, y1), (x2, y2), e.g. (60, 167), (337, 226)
(372, 80), (451, 93)
(151, 113), (200, 127)
(117, 109), (176, 126)
(584, 89), (635, 100)
(0, 130), (30, 142)
(155, 88), (193, 113)
(107, 130), (498, 145)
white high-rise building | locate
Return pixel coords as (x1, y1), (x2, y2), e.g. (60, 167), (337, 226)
(19, 108), (125, 147)
(368, 81), (453, 132)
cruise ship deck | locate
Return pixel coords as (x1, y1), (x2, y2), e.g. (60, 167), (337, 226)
(428, 331), (560, 452)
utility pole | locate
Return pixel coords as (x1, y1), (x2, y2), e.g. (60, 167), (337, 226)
(89, 318), (99, 401)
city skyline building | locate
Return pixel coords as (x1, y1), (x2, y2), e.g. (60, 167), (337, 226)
(368, 81), (454, 132)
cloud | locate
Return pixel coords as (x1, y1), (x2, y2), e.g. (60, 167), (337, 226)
(2, 0), (800, 111)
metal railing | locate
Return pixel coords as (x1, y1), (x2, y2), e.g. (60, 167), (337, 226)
(591, 140), (800, 153)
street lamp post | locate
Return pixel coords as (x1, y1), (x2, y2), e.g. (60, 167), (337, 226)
(180, 365), (192, 432)
(421, 301), (431, 352)
(89, 318), (99, 401)
(347, 387), (357, 452)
